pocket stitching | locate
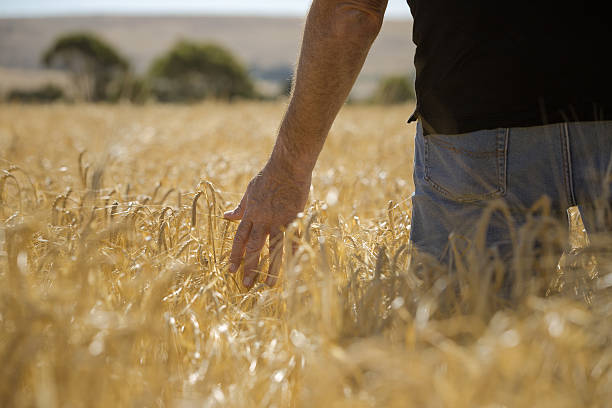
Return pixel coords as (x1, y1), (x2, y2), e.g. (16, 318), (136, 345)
(424, 129), (508, 203)
(497, 128), (508, 195)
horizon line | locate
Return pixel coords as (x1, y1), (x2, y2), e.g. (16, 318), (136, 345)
(0, 11), (412, 21)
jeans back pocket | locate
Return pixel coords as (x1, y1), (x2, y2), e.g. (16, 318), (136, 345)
(424, 128), (508, 203)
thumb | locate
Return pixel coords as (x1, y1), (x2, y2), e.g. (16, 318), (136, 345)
(223, 193), (247, 221)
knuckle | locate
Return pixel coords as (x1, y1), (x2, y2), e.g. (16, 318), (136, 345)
(249, 229), (264, 240)
(244, 256), (259, 268)
(233, 233), (246, 245)
(236, 223), (251, 239)
(246, 241), (263, 253)
(229, 240), (245, 260)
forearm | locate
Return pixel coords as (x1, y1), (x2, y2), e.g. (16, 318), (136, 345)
(268, 0), (387, 178)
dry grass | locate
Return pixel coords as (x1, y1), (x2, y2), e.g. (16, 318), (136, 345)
(0, 102), (611, 407)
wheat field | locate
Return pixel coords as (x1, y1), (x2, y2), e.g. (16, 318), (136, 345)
(1, 102), (611, 407)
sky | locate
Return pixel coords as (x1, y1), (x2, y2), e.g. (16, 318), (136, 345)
(0, 0), (412, 19)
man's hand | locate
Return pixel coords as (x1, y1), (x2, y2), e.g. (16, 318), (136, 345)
(223, 0), (386, 289)
(223, 161), (311, 288)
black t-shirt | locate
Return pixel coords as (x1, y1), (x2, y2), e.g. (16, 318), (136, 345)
(406, 1), (612, 134)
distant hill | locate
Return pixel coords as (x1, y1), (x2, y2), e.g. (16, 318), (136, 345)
(0, 15), (415, 99)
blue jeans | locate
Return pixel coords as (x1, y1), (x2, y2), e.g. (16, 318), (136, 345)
(410, 120), (612, 267)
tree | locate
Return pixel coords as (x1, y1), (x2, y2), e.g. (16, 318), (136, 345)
(372, 75), (415, 104)
(7, 84), (65, 104)
(148, 41), (255, 102)
(42, 32), (129, 102)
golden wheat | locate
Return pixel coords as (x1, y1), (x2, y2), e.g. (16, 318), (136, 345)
(0, 102), (610, 407)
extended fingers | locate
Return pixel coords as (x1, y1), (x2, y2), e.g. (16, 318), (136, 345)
(266, 226), (284, 287)
(228, 219), (252, 273)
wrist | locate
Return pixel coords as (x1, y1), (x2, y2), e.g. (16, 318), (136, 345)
(267, 142), (314, 182)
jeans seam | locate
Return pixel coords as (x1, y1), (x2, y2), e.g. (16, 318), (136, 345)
(497, 128), (509, 195)
(561, 122), (577, 206)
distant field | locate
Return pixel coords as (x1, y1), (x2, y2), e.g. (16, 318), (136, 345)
(1, 102), (610, 407)
(0, 15), (415, 98)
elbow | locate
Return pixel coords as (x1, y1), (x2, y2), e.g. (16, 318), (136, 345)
(333, 1), (386, 44)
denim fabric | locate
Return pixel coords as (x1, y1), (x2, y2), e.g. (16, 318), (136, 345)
(410, 120), (612, 264)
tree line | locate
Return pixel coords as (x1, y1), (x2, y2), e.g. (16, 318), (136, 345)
(6, 32), (414, 105)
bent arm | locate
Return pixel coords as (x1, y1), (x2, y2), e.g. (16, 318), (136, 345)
(269, 0), (388, 178)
